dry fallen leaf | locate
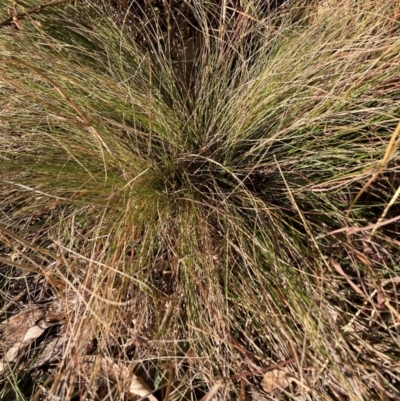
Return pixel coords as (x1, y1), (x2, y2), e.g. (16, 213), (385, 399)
(100, 356), (157, 401)
(261, 368), (290, 393)
(1, 309), (65, 375)
(1, 307), (45, 350)
(129, 375), (158, 401)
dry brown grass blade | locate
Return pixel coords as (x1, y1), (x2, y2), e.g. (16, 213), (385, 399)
(228, 358), (296, 381)
(369, 182), (400, 239)
(0, 256), (67, 290)
(384, 300), (400, 324)
(347, 120), (400, 216)
(198, 380), (223, 401)
(163, 363), (174, 401)
(323, 214), (400, 237)
(2, 56), (111, 159)
(0, 223), (58, 261)
(330, 258), (368, 299)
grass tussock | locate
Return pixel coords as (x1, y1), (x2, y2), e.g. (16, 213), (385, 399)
(0, 0), (400, 399)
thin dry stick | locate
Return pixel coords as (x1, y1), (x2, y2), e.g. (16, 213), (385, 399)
(0, 0), (72, 28)
(163, 363), (174, 401)
(323, 214), (400, 237)
(219, 0), (227, 39)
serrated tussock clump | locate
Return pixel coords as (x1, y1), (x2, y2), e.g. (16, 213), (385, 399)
(1, 0), (399, 399)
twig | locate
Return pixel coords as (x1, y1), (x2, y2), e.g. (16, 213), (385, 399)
(0, 0), (72, 28)
(322, 214), (400, 238)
